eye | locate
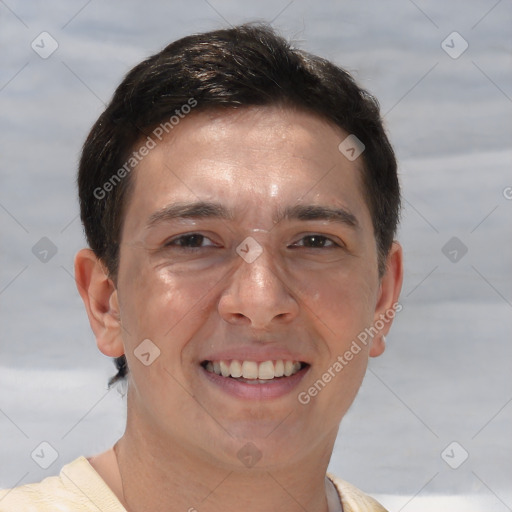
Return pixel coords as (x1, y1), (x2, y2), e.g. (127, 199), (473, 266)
(165, 233), (216, 248)
(291, 235), (339, 249)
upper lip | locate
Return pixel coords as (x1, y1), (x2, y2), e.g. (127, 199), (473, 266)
(201, 346), (310, 364)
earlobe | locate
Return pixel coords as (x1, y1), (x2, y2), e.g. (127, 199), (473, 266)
(369, 335), (386, 357)
(74, 249), (125, 358)
(370, 242), (403, 358)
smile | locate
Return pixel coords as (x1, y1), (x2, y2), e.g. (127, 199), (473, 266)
(200, 359), (310, 399)
(202, 359), (307, 383)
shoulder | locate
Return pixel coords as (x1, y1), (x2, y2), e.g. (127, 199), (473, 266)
(0, 456), (125, 512)
(327, 472), (388, 512)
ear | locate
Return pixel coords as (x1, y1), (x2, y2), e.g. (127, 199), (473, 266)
(74, 248), (125, 358)
(369, 241), (404, 357)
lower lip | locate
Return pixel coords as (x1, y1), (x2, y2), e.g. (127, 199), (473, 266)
(200, 365), (310, 400)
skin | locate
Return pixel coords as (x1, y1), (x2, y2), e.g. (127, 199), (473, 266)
(75, 106), (403, 512)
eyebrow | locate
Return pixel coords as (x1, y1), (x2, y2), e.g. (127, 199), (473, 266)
(281, 204), (359, 229)
(146, 201), (234, 228)
(145, 201), (359, 230)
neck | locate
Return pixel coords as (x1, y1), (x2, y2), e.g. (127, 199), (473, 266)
(112, 404), (340, 512)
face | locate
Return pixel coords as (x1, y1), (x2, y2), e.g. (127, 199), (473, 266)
(101, 107), (401, 469)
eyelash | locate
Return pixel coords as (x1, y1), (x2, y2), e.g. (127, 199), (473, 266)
(165, 233), (341, 249)
(165, 234), (216, 249)
(290, 235), (340, 249)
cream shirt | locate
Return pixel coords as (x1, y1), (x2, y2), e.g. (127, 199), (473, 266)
(0, 457), (387, 511)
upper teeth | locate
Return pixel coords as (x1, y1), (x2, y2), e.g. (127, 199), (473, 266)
(205, 360), (302, 379)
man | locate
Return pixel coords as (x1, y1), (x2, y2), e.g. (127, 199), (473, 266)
(0, 23), (402, 511)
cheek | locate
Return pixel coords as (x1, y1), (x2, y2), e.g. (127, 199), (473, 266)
(117, 263), (216, 418)
(292, 265), (377, 336)
(118, 256), (222, 351)
(293, 266), (377, 419)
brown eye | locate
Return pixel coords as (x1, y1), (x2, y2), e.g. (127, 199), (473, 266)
(295, 235), (337, 248)
(177, 234), (204, 247)
(166, 234), (215, 248)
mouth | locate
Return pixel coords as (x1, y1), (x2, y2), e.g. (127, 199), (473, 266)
(201, 359), (310, 399)
(199, 359), (310, 398)
(201, 359), (308, 383)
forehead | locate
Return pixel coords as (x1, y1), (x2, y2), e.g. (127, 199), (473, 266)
(122, 106), (372, 235)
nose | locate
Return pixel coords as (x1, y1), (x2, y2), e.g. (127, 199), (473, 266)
(218, 246), (299, 329)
